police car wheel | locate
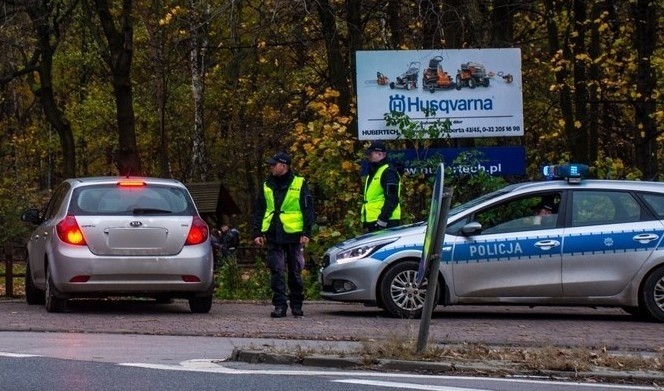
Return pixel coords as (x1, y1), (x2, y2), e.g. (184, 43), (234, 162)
(642, 266), (664, 323)
(379, 260), (439, 319)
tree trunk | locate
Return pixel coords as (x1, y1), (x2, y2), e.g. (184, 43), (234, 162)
(571, 0), (589, 164)
(631, 0), (658, 180)
(189, 1), (209, 182)
(313, 0), (351, 115)
(490, 0), (516, 47)
(544, 0), (574, 160)
(345, 0), (363, 99)
(587, 1), (605, 166)
(26, 1), (76, 179)
(386, 0), (402, 49)
(93, 0), (142, 176)
(141, 1), (170, 178)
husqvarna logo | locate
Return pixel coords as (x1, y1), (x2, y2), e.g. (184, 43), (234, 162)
(130, 221), (143, 227)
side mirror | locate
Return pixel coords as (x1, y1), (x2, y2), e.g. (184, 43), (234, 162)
(20, 209), (42, 225)
(461, 221), (482, 236)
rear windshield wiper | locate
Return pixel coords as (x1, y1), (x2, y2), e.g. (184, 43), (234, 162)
(132, 208), (172, 215)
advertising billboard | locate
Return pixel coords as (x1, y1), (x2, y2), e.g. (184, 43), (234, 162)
(360, 146), (526, 177)
(356, 49), (523, 140)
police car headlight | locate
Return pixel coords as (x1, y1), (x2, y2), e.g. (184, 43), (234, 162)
(336, 238), (399, 264)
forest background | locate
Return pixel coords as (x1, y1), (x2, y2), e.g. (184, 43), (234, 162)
(0, 0), (662, 261)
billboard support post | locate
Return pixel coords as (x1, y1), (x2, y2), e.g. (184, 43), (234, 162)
(416, 164), (453, 354)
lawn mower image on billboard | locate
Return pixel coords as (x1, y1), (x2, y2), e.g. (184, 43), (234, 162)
(422, 56), (456, 93)
(455, 61), (491, 90)
(389, 61), (420, 90)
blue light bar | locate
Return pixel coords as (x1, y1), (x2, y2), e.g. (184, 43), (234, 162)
(542, 164), (588, 183)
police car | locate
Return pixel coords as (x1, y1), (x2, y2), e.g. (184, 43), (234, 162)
(319, 164), (664, 322)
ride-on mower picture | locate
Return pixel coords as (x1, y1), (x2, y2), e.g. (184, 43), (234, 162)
(422, 56), (456, 93)
(455, 61), (490, 90)
(390, 61), (420, 90)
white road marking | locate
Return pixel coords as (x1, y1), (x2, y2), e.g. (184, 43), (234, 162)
(333, 378), (487, 390)
(0, 352), (41, 358)
(118, 360), (659, 390)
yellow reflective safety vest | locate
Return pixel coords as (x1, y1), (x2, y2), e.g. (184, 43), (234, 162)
(361, 164), (401, 223)
(261, 176), (305, 234)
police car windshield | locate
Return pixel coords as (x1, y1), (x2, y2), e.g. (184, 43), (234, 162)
(448, 185), (519, 217)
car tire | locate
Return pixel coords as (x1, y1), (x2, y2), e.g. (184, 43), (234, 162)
(189, 295), (213, 313)
(24, 260), (45, 305)
(379, 260), (439, 319)
(641, 266), (664, 322)
(45, 265), (66, 313)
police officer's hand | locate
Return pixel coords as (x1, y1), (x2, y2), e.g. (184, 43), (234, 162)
(374, 220), (388, 230)
(254, 236), (265, 247)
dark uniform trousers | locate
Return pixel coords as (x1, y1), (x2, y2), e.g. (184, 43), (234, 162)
(267, 241), (305, 311)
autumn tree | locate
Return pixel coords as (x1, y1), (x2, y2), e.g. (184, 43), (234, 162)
(0, 0), (77, 179)
(85, 0), (142, 175)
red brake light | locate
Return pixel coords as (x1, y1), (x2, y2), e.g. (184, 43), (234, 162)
(185, 216), (209, 245)
(117, 180), (146, 187)
(56, 216), (87, 245)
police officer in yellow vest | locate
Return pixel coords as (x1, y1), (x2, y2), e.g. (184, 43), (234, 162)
(252, 151), (314, 318)
(361, 141), (401, 231)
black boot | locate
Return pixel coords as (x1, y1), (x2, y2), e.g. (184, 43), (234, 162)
(270, 307), (287, 318)
(291, 309), (304, 318)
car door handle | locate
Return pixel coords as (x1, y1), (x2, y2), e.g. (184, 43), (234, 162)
(534, 240), (560, 250)
(632, 233), (659, 244)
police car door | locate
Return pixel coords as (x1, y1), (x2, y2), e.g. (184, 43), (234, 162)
(562, 189), (663, 297)
(447, 192), (564, 298)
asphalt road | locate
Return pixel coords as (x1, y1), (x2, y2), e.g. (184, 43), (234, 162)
(0, 298), (661, 353)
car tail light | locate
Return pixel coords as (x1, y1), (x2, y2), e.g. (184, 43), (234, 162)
(56, 216), (87, 245)
(185, 216), (209, 245)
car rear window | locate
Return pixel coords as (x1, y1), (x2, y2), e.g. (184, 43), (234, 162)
(70, 184), (196, 216)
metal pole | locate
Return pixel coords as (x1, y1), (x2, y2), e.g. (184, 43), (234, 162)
(416, 187), (453, 354)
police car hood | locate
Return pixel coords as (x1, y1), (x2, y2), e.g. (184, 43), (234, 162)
(332, 222), (427, 250)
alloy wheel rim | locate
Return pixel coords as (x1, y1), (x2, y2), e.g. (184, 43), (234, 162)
(390, 270), (427, 311)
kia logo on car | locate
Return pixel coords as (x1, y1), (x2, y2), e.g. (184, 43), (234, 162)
(130, 221), (143, 227)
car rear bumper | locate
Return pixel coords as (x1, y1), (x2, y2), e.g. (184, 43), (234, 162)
(49, 245), (214, 296)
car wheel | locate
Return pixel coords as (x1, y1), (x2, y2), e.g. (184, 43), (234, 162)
(45, 265), (66, 313)
(189, 295), (213, 313)
(379, 260), (439, 319)
(641, 267), (664, 322)
(24, 260), (45, 305)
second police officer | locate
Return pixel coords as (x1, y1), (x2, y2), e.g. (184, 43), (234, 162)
(361, 141), (402, 232)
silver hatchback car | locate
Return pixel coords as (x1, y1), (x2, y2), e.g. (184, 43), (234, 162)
(320, 165), (664, 322)
(21, 177), (215, 313)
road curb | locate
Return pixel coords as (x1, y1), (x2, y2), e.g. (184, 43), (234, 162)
(230, 348), (664, 384)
